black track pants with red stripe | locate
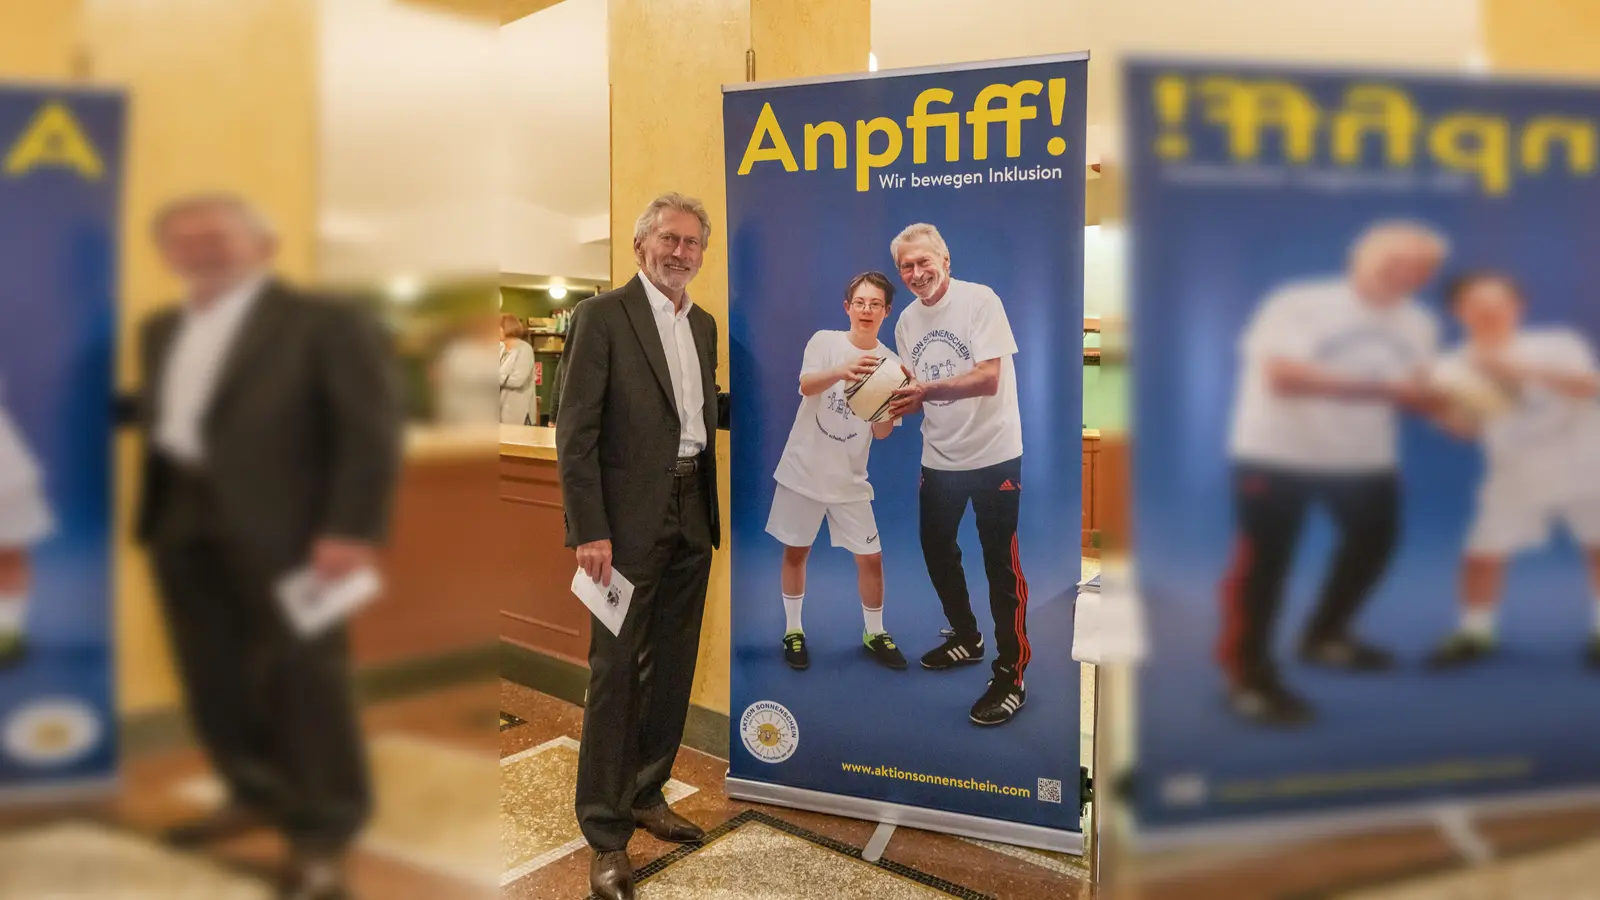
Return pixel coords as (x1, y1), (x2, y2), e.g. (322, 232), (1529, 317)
(919, 456), (1031, 682)
(1216, 464), (1399, 688)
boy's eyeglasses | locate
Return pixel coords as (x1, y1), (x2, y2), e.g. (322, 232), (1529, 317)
(848, 300), (886, 312)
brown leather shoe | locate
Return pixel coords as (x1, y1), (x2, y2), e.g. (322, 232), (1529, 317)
(590, 849), (635, 900)
(632, 804), (705, 843)
(161, 803), (270, 848)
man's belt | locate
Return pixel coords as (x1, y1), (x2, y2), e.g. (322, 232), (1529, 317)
(672, 456), (701, 476)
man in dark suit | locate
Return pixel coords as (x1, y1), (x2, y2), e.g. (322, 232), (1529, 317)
(134, 193), (403, 900)
(558, 192), (729, 900)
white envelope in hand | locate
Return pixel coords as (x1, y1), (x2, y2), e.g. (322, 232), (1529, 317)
(275, 565), (383, 639)
(571, 568), (634, 637)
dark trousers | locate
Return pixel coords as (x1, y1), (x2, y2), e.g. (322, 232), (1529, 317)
(576, 470), (714, 851)
(1216, 464), (1400, 687)
(920, 456), (1031, 681)
(149, 463), (370, 853)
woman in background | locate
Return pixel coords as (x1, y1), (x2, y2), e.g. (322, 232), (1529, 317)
(431, 315), (501, 427)
(500, 314), (537, 426)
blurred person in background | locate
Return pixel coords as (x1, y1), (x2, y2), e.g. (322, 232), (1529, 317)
(499, 312), (536, 425)
(0, 385), (55, 668)
(132, 193), (403, 900)
(1218, 221), (1446, 727)
(558, 192), (729, 900)
(431, 314), (501, 426)
(1424, 271), (1600, 671)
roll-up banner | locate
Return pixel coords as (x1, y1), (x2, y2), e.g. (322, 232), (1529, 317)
(723, 53), (1089, 852)
(1127, 58), (1600, 846)
(0, 84), (124, 799)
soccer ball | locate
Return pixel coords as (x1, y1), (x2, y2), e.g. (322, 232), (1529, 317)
(843, 357), (910, 423)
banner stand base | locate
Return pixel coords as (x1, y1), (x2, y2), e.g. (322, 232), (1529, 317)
(862, 822), (895, 862)
(1436, 806), (1494, 865)
(0, 775), (118, 809)
(725, 776), (1083, 856)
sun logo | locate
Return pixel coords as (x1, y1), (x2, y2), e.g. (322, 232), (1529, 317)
(4, 698), (101, 766)
(739, 701), (800, 764)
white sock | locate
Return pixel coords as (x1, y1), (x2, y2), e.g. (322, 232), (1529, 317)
(863, 605), (884, 636)
(1463, 606), (1496, 639)
(783, 594), (804, 634)
(0, 593), (26, 634)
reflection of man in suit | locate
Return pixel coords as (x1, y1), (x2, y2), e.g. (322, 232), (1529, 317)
(134, 194), (402, 900)
(558, 192), (729, 900)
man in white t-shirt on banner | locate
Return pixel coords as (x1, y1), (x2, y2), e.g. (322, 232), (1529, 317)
(885, 223), (1031, 727)
(1220, 221), (1447, 727)
(1422, 271), (1600, 671)
(767, 271), (907, 672)
(0, 383), (56, 669)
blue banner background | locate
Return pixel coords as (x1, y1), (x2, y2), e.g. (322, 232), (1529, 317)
(1127, 60), (1600, 833)
(0, 86), (123, 791)
(725, 57), (1086, 834)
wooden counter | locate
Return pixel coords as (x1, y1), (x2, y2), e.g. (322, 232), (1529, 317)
(498, 426), (587, 662)
(351, 426), (505, 667)
(500, 423), (557, 461)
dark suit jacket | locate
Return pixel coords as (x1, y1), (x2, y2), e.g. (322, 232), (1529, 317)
(134, 279), (404, 578)
(557, 275), (729, 562)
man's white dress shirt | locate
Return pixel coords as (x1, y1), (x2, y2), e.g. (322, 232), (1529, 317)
(155, 275), (268, 465)
(639, 272), (707, 458)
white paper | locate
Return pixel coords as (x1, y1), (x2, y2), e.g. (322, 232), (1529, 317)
(571, 567), (634, 637)
(275, 565), (383, 638)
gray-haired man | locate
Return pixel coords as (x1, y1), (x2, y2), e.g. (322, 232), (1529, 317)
(885, 223), (1032, 728)
(134, 193), (403, 900)
(558, 192), (730, 900)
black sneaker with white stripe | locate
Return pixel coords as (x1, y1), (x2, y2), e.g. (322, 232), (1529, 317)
(919, 633), (984, 670)
(970, 677), (1025, 726)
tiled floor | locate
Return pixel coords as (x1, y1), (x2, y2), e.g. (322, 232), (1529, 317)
(498, 682), (1095, 900)
(0, 680), (499, 900)
(501, 678), (1600, 900)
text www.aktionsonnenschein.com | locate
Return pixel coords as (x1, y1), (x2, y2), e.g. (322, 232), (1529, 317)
(841, 763), (1031, 798)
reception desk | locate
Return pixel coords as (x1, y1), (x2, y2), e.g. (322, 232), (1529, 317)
(498, 425), (586, 662)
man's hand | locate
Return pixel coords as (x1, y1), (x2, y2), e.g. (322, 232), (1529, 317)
(840, 355), (881, 383)
(577, 539), (614, 587)
(887, 366), (926, 419)
(312, 537), (377, 581)
(0, 548), (29, 594)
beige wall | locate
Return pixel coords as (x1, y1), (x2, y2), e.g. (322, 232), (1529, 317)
(608, 0), (870, 714)
(80, 0), (320, 715)
(0, 1), (84, 80)
(1484, 0), (1600, 74)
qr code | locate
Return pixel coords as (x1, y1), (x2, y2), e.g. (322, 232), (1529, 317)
(1037, 777), (1063, 804)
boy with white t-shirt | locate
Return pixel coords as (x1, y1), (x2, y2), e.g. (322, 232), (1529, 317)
(1423, 272), (1600, 671)
(0, 382), (56, 668)
(1219, 222), (1447, 727)
(884, 223), (1032, 727)
(767, 271), (908, 672)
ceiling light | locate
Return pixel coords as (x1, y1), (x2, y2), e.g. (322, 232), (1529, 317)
(387, 274), (422, 303)
(548, 285), (569, 300)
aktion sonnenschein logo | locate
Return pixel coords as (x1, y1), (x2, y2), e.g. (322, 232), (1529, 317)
(739, 700), (799, 764)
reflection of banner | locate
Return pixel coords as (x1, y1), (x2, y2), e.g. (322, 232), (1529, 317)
(1128, 59), (1600, 843)
(724, 54), (1087, 851)
(0, 85), (123, 797)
